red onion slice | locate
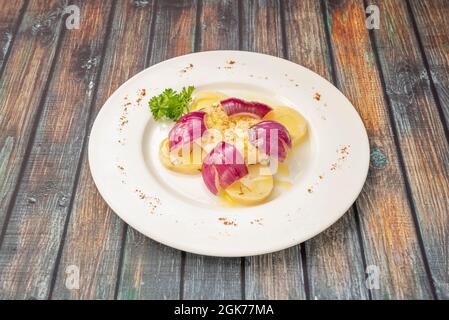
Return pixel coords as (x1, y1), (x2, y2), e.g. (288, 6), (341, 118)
(168, 111), (207, 151)
(248, 120), (292, 162)
(201, 142), (248, 194)
(220, 98), (272, 118)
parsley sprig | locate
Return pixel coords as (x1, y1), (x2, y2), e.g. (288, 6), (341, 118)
(149, 86), (195, 121)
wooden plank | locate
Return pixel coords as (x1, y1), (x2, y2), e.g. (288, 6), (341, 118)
(240, 0), (284, 56)
(240, 0), (306, 300)
(182, 0), (242, 300)
(183, 254), (242, 299)
(0, 0), (65, 238)
(408, 0), (449, 129)
(324, 0), (433, 299)
(368, 0), (449, 300)
(196, 0), (239, 51)
(0, 1), (27, 72)
(116, 0), (197, 300)
(50, 0), (156, 300)
(118, 227), (182, 300)
(409, 0), (449, 297)
(0, 0), (114, 300)
(284, 0), (369, 300)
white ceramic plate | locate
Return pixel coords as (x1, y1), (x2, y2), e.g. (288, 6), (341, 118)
(89, 51), (369, 257)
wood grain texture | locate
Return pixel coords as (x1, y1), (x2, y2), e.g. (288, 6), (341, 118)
(284, 0), (369, 300)
(240, 0), (284, 56)
(50, 0), (156, 300)
(324, 0), (433, 299)
(0, 1), (27, 72)
(196, 0), (239, 51)
(240, 0), (306, 300)
(116, 0), (197, 300)
(368, 0), (449, 299)
(245, 247), (305, 299)
(409, 0), (449, 129)
(182, 0), (242, 300)
(0, 0), (113, 299)
(184, 254), (242, 299)
(0, 0), (66, 236)
(409, 0), (449, 296)
(118, 228), (182, 300)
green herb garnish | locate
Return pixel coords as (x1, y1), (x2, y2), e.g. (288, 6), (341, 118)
(149, 86), (195, 121)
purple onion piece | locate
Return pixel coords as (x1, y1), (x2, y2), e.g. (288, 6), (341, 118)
(220, 98), (272, 118)
(248, 120), (292, 162)
(201, 142), (248, 194)
(168, 111), (207, 151)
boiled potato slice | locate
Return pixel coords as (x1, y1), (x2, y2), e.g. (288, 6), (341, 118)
(263, 106), (307, 146)
(225, 164), (273, 205)
(159, 138), (202, 174)
(191, 91), (228, 111)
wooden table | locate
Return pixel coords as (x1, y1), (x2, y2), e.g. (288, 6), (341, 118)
(0, 0), (448, 300)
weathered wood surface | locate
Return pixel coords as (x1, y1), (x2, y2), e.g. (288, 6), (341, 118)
(284, 0), (369, 300)
(0, 0), (66, 237)
(50, 0), (154, 300)
(368, 0), (449, 300)
(0, 1), (26, 72)
(0, 0), (448, 300)
(182, 0), (242, 300)
(408, 0), (449, 129)
(0, 0), (114, 299)
(324, 0), (433, 299)
(409, 0), (449, 298)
